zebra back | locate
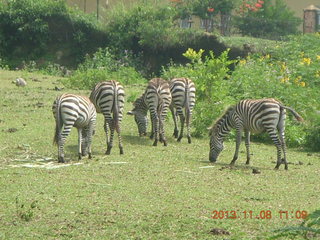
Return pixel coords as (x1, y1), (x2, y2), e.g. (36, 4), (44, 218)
(90, 80), (125, 132)
(52, 93), (96, 145)
(169, 77), (195, 120)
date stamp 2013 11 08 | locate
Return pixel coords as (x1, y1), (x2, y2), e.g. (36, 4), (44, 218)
(211, 210), (308, 220)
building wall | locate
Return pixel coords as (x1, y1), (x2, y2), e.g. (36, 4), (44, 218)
(283, 0), (320, 19)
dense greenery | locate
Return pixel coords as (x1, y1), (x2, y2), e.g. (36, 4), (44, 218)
(161, 34), (320, 149)
(62, 48), (146, 89)
(0, 0), (107, 67)
(234, 0), (301, 39)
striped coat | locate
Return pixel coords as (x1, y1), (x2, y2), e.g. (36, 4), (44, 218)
(128, 78), (172, 146)
(90, 80), (125, 155)
(169, 77), (196, 143)
(208, 98), (303, 170)
(52, 94), (96, 163)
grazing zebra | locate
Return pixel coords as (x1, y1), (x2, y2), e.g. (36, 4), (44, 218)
(90, 80), (125, 155)
(208, 98), (303, 170)
(169, 77), (196, 143)
(127, 78), (172, 146)
(52, 94), (97, 163)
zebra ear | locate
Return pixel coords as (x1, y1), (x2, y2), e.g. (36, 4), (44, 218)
(127, 111), (134, 116)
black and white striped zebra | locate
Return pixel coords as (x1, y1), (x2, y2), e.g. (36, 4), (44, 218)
(52, 94), (97, 163)
(169, 77), (196, 143)
(127, 78), (172, 146)
(90, 80), (125, 155)
(208, 98), (303, 170)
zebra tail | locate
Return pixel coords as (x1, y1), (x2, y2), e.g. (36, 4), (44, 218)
(113, 83), (120, 133)
(53, 96), (62, 145)
(281, 105), (304, 122)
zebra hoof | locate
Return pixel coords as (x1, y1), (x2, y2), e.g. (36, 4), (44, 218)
(153, 141), (158, 146)
(163, 141), (167, 146)
(187, 137), (191, 144)
(78, 154), (82, 160)
(177, 137), (182, 142)
(58, 158), (65, 163)
(120, 149), (124, 155)
(88, 153), (92, 159)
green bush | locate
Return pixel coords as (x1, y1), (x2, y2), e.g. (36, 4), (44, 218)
(0, 0), (106, 68)
(162, 34), (320, 149)
(234, 0), (301, 39)
(162, 48), (236, 136)
(62, 48), (146, 89)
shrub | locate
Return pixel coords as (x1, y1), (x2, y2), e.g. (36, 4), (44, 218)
(234, 0), (301, 39)
(0, 0), (106, 68)
(62, 48), (146, 89)
(162, 48), (236, 136)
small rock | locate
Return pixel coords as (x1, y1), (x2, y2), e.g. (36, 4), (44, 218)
(209, 228), (230, 235)
(297, 161), (304, 165)
(15, 77), (27, 87)
(6, 128), (18, 133)
(34, 102), (44, 108)
(252, 168), (261, 174)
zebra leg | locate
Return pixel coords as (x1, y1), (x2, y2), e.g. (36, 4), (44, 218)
(87, 119), (96, 159)
(106, 119), (114, 155)
(152, 115), (159, 146)
(118, 123), (124, 155)
(170, 106), (179, 138)
(159, 117), (167, 146)
(177, 108), (185, 142)
(58, 124), (72, 163)
(266, 128), (283, 170)
(230, 127), (243, 165)
(245, 130), (251, 165)
(104, 117), (109, 150)
(278, 125), (288, 170)
(186, 110), (192, 144)
(150, 112), (154, 139)
(78, 128), (83, 160)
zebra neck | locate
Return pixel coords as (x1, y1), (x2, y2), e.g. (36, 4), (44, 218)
(217, 114), (233, 139)
(134, 94), (148, 113)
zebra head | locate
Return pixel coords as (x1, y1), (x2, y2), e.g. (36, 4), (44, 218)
(127, 110), (148, 137)
(208, 127), (224, 162)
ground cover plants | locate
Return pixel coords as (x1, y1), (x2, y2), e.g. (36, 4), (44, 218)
(0, 69), (319, 239)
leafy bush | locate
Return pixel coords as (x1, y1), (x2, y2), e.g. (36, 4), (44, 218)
(162, 34), (320, 149)
(0, 0), (106, 68)
(62, 48), (146, 89)
(162, 48), (236, 136)
(234, 0), (301, 39)
(270, 209), (320, 239)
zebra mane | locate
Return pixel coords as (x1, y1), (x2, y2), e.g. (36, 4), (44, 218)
(208, 105), (235, 136)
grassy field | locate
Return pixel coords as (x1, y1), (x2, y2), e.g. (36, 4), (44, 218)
(0, 69), (319, 240)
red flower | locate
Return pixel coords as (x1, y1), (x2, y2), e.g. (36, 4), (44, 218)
(207, 7), (214, 12)
(255, 3), (262, 8)
(245, 3), (251, 8)
(258, 0), (264, 4)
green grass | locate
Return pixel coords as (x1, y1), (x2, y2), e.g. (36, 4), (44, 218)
(0, 69), (319, 239)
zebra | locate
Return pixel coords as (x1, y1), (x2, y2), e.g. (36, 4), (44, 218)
(208, 98), (303, 170)
(127, 78), (172, 146)
(169, 77), (196, 143)
(90, 80), (125, 155)
(52, 94), (97, 163)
